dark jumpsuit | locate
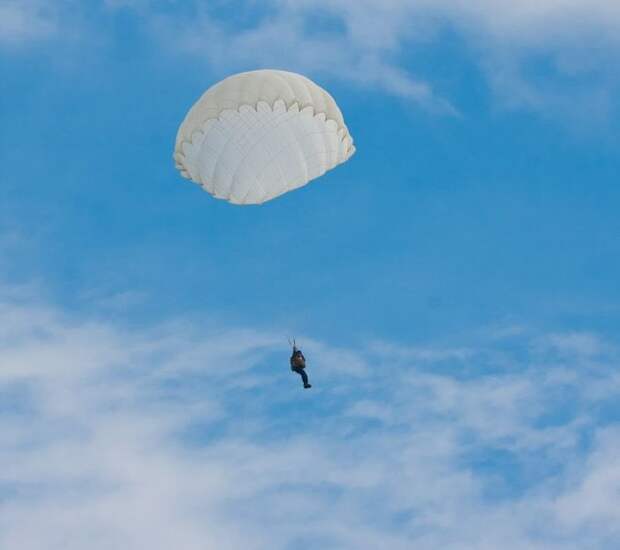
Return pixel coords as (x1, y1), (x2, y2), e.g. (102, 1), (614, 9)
(290, 349), (310, 387)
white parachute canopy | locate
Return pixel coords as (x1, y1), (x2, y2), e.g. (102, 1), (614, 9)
(173, 69), (356, 205)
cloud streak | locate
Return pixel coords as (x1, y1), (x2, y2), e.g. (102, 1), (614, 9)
(0, 1), (59, 47)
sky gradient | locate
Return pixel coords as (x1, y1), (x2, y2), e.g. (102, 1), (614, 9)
(2, 1), (620, 549)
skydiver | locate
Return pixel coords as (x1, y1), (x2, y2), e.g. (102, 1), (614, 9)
(290, 342), (311, 389)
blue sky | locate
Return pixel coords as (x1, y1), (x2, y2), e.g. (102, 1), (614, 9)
(2, 1), (620, 549)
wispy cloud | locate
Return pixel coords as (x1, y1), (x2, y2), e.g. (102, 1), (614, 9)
(145, 0), (620, 120)
(0, 1), (58, 47)
(146, 1), (454, 112)
(1, 284), (620, 549)
(5, 1), (620, 119)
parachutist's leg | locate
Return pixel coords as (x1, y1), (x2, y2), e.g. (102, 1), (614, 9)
(293, 367), (311, 388)
(300, 369), (309, 386)
(300, 369), (311, 388)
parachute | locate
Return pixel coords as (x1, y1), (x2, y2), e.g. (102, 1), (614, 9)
(173, 70), (356, 205)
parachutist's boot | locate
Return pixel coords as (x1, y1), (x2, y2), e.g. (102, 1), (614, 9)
(304, 383), (312, 389)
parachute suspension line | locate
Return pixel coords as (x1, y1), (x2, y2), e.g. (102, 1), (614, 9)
(288, 337), (296, 349)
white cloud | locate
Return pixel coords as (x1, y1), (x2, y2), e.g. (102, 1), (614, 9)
(1, 285), (620, 549)
(6, 1), (620, 118)
(553, 427), (620, 530)
(0, 1), (58, 46)
(535, 331), (609, 358)
(145, 1), (454, 112)
(141, 0), (620, 119)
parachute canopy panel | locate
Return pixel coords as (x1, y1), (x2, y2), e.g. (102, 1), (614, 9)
(173, 70), (355, 205)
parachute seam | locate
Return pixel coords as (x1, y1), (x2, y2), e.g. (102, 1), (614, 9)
(212, 109), (270, 200)
(201, 118), (241, 200)
(231, 102), (282, 204)
(270, 74), (312, 197)
(300, 78), (331, 176)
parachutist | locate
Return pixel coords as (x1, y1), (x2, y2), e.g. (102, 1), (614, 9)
(290, 342), (311, 389)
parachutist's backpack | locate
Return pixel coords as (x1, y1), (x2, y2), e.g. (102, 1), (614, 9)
(291, 349), (306, 369)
